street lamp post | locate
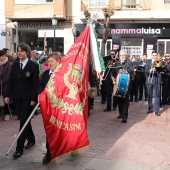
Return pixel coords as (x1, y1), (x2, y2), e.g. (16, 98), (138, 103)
(13, 22), (18, 52)
(51, 15), (58, 52)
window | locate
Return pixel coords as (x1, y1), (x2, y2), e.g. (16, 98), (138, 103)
(15, 0), (53, 4)
(88, 0), (108, 8)
(157, 39), (170, 56)
(164, 0), (170, 4)
(122, 0), (139, 9)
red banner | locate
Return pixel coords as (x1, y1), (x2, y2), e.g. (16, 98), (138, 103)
(39, 26), (90, 160)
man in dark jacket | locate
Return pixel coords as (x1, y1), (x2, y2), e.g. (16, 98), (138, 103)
(111, 50), (133, 123)
(5, 43), (39, 159)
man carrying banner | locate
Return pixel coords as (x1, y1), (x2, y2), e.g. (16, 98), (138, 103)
(39, 52), (61, 163)
(39, 25), (91, 162)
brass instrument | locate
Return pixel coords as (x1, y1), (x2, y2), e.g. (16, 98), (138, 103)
(131, 66), (137, 81)
(153, 59), (162, 68)
(148, 59), (163, 83)
(103, 59), (116, 81)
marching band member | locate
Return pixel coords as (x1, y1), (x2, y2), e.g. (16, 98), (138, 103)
(130, 55), (141, 102)
(165, 52), (170, 104)
(160, 55), (170, 108)
(103, 49), (117, 112)
(139, 54), (148, 101)
(145, 51), (162, 116)
(111, 50), (133, 123)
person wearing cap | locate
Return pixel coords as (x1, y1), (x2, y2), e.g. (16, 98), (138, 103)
(0, 50), (12, 120)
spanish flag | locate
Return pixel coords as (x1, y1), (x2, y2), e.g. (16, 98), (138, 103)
(39, 25), (90, 160)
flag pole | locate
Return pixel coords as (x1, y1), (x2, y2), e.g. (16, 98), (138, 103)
(6, 103), (40, 155)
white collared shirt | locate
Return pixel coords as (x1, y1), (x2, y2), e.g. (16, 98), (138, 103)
(20, 58), (28, 69)
(49, 70), (53, 75)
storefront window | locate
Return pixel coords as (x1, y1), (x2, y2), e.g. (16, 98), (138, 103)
(121, 37), (143, 59)
(88, 0), (108, 8)
(15, 0), (53, 4)
(122, 0), (139, 8)
(164, 0), (170, 5)
(157, 40), (170, 56)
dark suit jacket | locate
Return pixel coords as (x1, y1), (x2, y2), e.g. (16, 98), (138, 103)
(38, 69), (51, 94)
(145, 59), (163, 85)
(5, 59), (39, 101)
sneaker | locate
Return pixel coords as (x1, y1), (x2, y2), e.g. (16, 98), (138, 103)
(4, 115), (11, 121)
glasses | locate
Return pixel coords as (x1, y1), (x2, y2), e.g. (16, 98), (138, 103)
(111, 54), (115, 55)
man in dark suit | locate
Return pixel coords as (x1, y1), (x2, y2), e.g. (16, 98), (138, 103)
(5, 43), (39, 159)
(103, 50), (117, 112)
(145, 51), (162, 116)
(111, 50), (133, 123)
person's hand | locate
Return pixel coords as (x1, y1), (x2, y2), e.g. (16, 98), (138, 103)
(91, 87), (96, 91)
(119, 69), (126, 73)
(4, 97), (9, 104)
(30, 101), (36, 106)
(108, 65), (112, 69)
(160, 72), (164, 74)
(150, 67), (155, 72)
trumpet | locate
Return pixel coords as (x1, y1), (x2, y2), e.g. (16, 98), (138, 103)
(148, 59), (162, 83)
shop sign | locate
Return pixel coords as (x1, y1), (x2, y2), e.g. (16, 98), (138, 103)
(18, 21), (52, 28)
(110, 27), (162, 35)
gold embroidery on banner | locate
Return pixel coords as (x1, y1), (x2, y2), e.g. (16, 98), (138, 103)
(49, 115), (82, 131)
(45, 63), (87, 116)
(64, 63), (84, 100)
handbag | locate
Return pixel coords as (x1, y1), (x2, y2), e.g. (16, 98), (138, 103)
(88, 82), (96, 98)
(0, 82), (5, 108)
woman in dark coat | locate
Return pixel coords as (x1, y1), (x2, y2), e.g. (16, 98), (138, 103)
(0, 50), (12, 120)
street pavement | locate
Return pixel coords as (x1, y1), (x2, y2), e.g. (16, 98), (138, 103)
(0, 96), (170, 170)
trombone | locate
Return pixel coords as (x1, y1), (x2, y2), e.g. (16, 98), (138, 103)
(148, 59), (162, 83)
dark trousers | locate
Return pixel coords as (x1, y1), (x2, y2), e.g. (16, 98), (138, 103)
(88, 97), (93, 116)
(15, 99), (35, 151)
(46, 139), (51, 158)
(113, 96), (118, 109)
(161, 77), (168, 105)
(105, 80), (113, 110)
(146, 84), (160, 112)
(139, 77), (148, 100)
(117, 92), (129, 120)
(101, 80), (106, 102)
(130, 75), (140, 100)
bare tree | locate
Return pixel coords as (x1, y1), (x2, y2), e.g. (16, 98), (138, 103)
(97, 7), (114, 57)
(83, 5), (114, 57)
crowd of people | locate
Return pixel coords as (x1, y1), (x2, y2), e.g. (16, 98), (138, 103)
(94, 49), (170, 123)
(1, 42), (170, 163)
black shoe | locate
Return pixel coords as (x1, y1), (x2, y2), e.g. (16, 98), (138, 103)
(129, 99), (133, 102)
(122, 119), (127, 123)
(100, 101), (105, 104)
(145, 98), (148, 101)
(90, 106), (93, 109)
(42, 155), (51, 164)
(103, 108), (111, 112)
(138, 98), (142, 101)
(24, 142), (35, 149)
(117, 115), (122, 119)
(147, 110), (153, 114)
(13, 151), (23, 159)
(160, 104), (165, 109)
(135, 99), (138, 102)
(155, 112), (161, 116)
